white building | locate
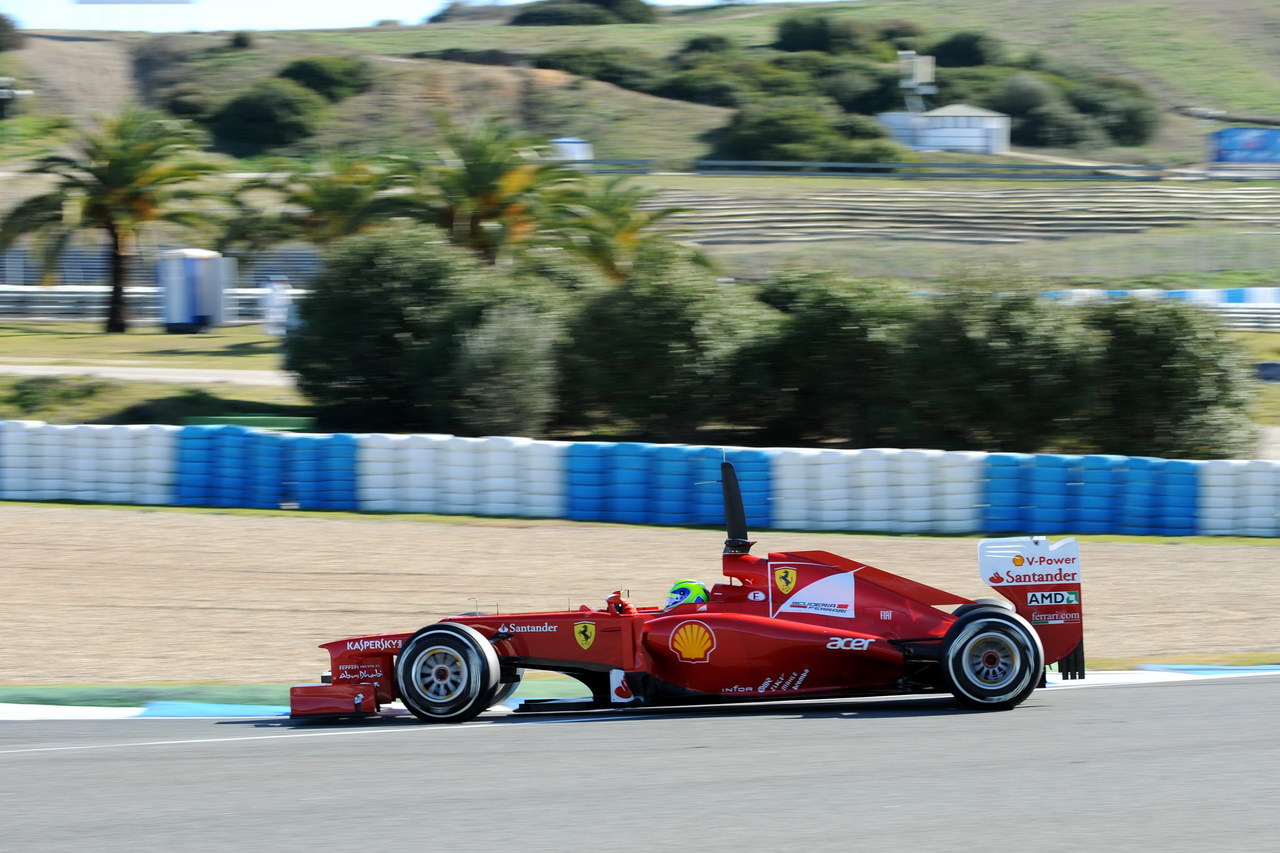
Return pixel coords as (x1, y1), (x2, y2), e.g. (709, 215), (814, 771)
(877, 104), (1011, 155)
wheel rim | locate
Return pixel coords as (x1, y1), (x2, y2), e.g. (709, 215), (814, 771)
(411, 645), (469, 704)
(961, 630), (1021, 689)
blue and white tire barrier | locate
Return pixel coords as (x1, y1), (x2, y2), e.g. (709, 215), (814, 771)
(1042, 286), (1280, 305)
(1, 420), (1277, 537)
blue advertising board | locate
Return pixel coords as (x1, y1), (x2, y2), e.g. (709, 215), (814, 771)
(1212, 127), (1280, 163)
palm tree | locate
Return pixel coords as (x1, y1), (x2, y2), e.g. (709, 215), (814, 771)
(550, 175), (697, 281)
(231, 152), (422, 249)
(0, 108), (225, 333)
(408, 116), (580, 264)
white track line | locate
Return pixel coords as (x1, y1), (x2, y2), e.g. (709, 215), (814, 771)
(0, 714), (629, 755)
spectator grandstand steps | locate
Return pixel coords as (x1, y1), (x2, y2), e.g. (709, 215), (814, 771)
(646, 186), (1280, 246)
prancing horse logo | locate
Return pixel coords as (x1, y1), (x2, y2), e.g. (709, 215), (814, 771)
(774, 567), (797, 596)
(575, 621), (597, 650)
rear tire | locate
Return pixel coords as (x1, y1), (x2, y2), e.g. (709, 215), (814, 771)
(395, 623), (499, 723)
(951, 597), (1015, 619)
(942, 607), (1043, 711)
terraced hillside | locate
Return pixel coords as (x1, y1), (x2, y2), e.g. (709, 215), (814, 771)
(660, 185), (1280, 246)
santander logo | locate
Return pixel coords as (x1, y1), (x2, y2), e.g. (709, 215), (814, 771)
(988, 571), (1005, 584)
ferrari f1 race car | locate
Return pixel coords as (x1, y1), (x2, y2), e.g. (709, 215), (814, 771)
(290, 463), (1085, 722)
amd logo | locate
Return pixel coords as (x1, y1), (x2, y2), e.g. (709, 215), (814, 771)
(1027, 591), (1080, 606)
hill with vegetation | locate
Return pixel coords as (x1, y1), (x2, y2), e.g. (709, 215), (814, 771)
(7, 0), (1280, 164)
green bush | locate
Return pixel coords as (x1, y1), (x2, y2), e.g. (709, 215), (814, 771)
(719, 98), (904, 162)
(729, 272), (912, 444)
(535, 47), (667, 93)
(211, 78), (327, 145)
(740, 61), (819, 97)
(774, 14), (880, 55)
(0, 13), (23, 51)
(583, 0), (657, 24)
(560, 246), (769, 440)
(988, 72), (1058, 116)
(672, 34), (736, 65)
(933, 65), (1019, 106)
(278, 56), (374, 102)
(229, 31), (253, 49)
(591, 50), (668, 92)
(1077, 300), (1254, 458)
(287, 228), (565, 432)
(876, 18), (926, 42)
(1065, 76), (1160, 146)
(817, 61), (901, 114)
(1014, 101), (1108, 148)
(657, 68), (748, 107)
(157, 82), (216, 119)
(898, 270), (1099, 451)
(534, 48), (612, 78)
(931, 31), (1007, 67)
(2, 377), (107, 415)
(454, 306), (561, 436)
(511, 3), (619, 26)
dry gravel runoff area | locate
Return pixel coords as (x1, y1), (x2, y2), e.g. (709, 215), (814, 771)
(2, 504), (1278, 685)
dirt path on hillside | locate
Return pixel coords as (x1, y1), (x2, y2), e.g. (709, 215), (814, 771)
(17, 32), (141, 122)
(2, 505), (1277, 685)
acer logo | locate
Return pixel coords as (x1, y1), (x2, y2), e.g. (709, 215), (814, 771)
(826, 637), (873, 651)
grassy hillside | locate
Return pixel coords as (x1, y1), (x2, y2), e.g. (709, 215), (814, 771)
(16, 1), (1280, 163)
(123, 30), (728, 164)
(290, 0), (1280, 162)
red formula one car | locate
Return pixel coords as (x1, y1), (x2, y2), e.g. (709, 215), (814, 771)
(291, 463), (1085, 722)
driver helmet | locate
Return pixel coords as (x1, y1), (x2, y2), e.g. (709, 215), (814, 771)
(664, 579), (710, 609)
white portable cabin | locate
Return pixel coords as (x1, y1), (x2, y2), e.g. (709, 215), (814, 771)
(877, 104), (1011, 155)
(156, 248), (237, 333)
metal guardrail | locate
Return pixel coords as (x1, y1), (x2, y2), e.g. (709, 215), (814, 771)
(694, 160), (1167, 180)
(554, 159), (652, 174)
(1212, 304), (1280, 330)
(5, 285), (1279, 329)
(0, 286), (302, 322)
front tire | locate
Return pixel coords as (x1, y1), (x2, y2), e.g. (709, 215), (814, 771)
(942, 607), (1043, 711)
(490, 668), (524, 707)
(395, 623), (499, 723)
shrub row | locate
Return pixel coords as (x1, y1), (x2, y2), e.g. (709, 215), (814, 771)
(287, 230), (1254, 458)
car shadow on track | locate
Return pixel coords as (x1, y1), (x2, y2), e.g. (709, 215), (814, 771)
(214, 693), (1000, 730)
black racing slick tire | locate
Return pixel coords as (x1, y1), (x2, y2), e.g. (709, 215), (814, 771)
(942, 607), (1044, 711)
(950, 597), (1016, 620)
(395, 623), (500, 723)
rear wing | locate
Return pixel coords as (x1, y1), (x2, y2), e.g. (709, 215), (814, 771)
(979, 537), (1085, 679)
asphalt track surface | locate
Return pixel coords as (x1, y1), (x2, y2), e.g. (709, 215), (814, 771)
(2, 676), (1277, 852)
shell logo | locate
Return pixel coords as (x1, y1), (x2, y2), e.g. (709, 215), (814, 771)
(1012, 554), (1026, 566)
(670, 621), (717, 663)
